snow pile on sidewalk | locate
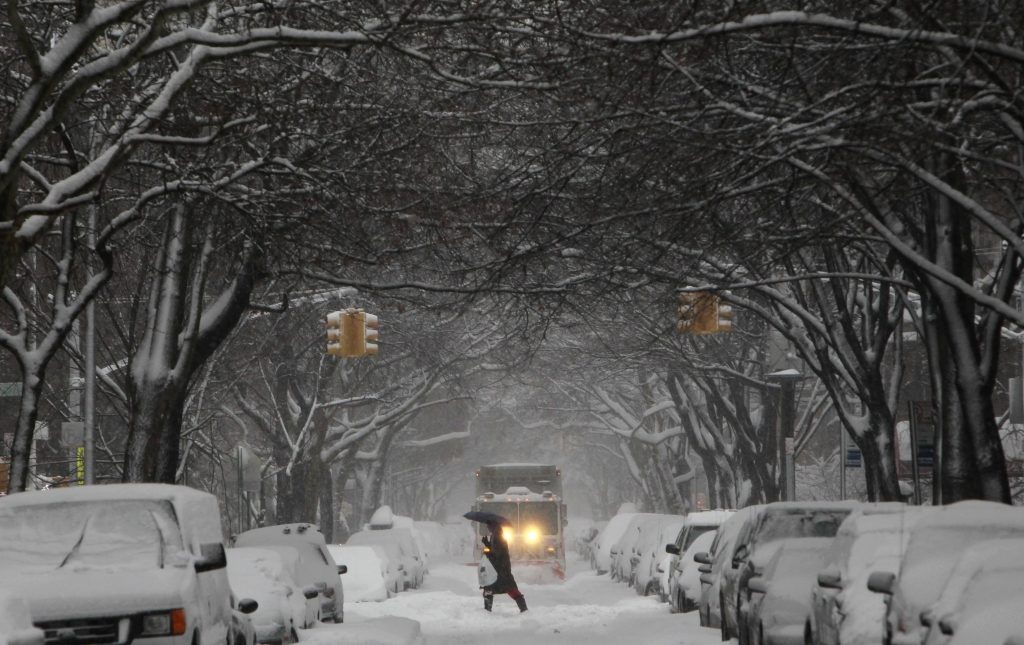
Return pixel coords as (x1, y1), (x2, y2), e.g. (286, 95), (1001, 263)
(297, 617), (422, 645)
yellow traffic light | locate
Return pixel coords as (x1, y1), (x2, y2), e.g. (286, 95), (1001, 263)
(325, 309), (380, 357)
(326, 311), (346, 356)
(363, 312), (379, 356)
(717, 300), (734, 332)
(677, 291), (718, 334)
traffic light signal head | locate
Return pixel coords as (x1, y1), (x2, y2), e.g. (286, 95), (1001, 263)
(325, 309), (380, 357)
(326, 311), (346, 356)
(717, 300), (734, 332)
(677, 291), (718, 334)
(363, 312), (379, 356)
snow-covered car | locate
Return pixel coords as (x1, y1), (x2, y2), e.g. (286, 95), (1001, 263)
(666, 509), (734, 612)
(227, 547), (320, 644)
(346, 528), (425, 590)
(668, 529), (716, 613)
(610, 513), (663, 582)
(235, 524), (346, 624)
(0, 483), (236, 645)
(672, 510), (734, 560)
(592, 513), (641, 575)
(326, 545), (393, 602)
(633, 515), (685, 596)
(866, 501), (1024, 645)
(413, 521), (451, 564)
(919, 538), (1024, 645)
(369, 507), (430, 573)
(946, 600), (1024, 645)
(657, 552), (676, 603)
(0, 590), (44, 645)
(728, 502), (858, 643)
(698, 505), (763, 631)
(809, 505), (928, 645)
(228, 600), (258, 645)
(746, 537), (832, 645)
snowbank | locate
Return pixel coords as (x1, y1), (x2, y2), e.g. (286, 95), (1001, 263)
(0, 591), (43, 645)
(297, 617), (422, 645)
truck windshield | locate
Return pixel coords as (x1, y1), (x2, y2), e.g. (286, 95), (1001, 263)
(519, 503), (559, 535)
(0, 500), (185, 574)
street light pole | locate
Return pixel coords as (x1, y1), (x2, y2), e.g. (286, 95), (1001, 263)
(768, 369), (802, 501)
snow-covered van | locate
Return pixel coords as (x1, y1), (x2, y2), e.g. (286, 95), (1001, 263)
(0, 483), (237, 645)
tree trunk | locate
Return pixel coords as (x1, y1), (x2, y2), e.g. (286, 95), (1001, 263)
(6, 371), (45, 493)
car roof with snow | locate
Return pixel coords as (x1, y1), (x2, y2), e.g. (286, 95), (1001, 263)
(0, 482), (212, 507)
(684, 510), (735, 526)
(236, 523), (328, 546)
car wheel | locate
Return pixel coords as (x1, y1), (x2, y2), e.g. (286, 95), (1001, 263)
(805, 622), (813, 645)
(759, 622), (766, 645)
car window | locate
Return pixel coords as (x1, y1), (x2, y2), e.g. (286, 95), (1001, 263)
(684, 526), (716, 550)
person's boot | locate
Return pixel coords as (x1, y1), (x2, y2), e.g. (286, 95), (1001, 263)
(514, 595), (528, 613)
(483, 593), (493, 612)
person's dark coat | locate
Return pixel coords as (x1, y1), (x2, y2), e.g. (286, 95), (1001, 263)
(482, 528), (517, 594)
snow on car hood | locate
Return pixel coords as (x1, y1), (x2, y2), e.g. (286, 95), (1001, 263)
(6, 567), (189, 621)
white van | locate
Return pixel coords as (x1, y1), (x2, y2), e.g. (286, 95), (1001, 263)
(0, 483), (243, 645)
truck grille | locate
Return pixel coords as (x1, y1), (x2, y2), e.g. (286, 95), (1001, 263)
(38, 617), (127, 645)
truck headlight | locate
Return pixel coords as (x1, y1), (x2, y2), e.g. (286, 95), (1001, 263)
(140, 609), (187, 636)
(502, 526), (515, 543)
(524, 528), (540, 544)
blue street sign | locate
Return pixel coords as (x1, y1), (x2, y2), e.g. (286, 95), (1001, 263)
(846, 447), (862, 468)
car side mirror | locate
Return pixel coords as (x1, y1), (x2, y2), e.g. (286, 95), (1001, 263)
(666, 544), (680, 556)
(693, 551), (711, 565)
(302, 585), (320, 600)
(817, 568), (842, 590)
(938, 617), (956, 636)
(337, 565), (348, 575)
(867, 571), (896, 595)
(238, 598), (258, 614)
(748, 577), (767, 595)
(194, 543), (227, 573)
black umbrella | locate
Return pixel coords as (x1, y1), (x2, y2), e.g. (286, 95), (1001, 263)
(463, 510), (511, 526)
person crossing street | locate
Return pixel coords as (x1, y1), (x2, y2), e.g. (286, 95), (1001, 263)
(481, 520), (527, 613)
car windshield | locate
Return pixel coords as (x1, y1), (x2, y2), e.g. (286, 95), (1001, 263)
(756, 510), (848, 544)
(900, 527), (1024, 611)
(0, 500), (185, 574)
(960, 570), (1024, 615)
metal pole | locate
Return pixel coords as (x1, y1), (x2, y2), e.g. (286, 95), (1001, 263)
(908, 402), (922, 505)
(68, 319), (82, 482)
(840, 426), (847, 500)
(84, 206), (96, 485)
(768, 371), (801, 502)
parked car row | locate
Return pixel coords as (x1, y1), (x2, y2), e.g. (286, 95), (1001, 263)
(579, 508), (736, 607)
(693, 500), (1024, 645)
(582, 499), (1024, 645)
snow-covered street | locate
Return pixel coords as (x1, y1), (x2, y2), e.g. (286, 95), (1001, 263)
(321, 557), (721, 645)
